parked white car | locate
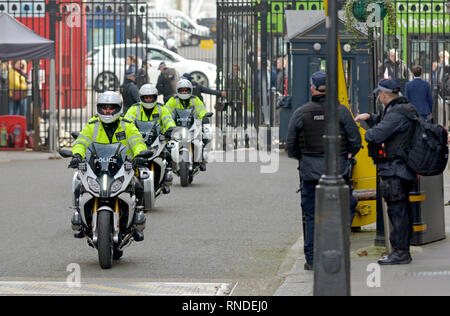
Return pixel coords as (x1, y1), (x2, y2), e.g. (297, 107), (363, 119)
(146, 10), (211, 47)
(85, 43), (216, 92)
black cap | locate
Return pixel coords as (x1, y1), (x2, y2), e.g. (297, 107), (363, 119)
(310, 71), (326, 92)
(182, 73), (193, 81)
(373, 79), (401, 94)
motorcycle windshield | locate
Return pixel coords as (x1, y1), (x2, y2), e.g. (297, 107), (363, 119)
(88, 143), (127, 176)
(175, 108), (194, 127)
(135, 120), (160, 145)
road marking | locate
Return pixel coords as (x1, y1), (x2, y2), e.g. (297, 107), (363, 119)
(0, 281), (232, 296)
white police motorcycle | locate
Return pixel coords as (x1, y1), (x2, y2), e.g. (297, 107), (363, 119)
(168, 108), (213, 186)
(59, 144), (152, 269)
(134, 119), (172, 210)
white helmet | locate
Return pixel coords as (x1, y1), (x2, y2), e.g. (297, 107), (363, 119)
(176, 79), (193, 100)
(139, 84), (159, 109)
(96, 91), (122, 124)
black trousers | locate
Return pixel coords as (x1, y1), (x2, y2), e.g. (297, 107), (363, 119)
(380, 176), (414, 252)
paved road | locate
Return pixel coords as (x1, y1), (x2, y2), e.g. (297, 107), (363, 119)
(0, 150), (301, 295)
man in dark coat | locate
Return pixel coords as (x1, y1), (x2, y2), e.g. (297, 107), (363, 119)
(156, 62), (179, 103)
(120, 69), (140, 114)
(286, 71), (362, 270)
(405, 65), (433, 121)
(355, 78), (418, 265)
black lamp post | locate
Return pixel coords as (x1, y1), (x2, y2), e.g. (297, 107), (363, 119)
(313, 0), (351, 296)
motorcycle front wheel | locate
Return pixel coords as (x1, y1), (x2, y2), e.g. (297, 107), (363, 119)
(97, 211), (113, 269)
(180, 161), (190, 187)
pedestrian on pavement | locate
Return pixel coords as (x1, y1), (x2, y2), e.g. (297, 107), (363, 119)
(8, 60), (29, 117)
(405, 65), (433, 121)
(156, 61), (179, 103)
(355, 78), (418, 265)
(286, 71), (362, 271)
(70, 91), (147, 241)
(181, 72), (226, 103)
(125, 55), (137, 82)
(383, 49), (411, 80)
(120, 68), (140, 114)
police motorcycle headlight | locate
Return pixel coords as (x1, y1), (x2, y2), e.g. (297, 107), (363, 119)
(172, 127), (190, 142)
(87, 177), (100, 193)
(110, 177), (124, 193)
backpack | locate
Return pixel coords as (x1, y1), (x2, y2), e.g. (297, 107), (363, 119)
(393, 105), (449, 176)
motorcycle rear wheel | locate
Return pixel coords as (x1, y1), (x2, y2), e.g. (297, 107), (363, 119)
(97, 211), (113, 269)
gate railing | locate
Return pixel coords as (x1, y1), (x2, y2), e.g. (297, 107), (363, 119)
(0, 0), (216, 149)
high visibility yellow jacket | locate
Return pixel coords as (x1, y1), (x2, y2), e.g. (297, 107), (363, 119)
(165, 96), (207, 120)
(124, 102), (176, 134)
(72, 116), (147, 159)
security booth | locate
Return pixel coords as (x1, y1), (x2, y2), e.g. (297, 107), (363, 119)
(284, 10), (379, 229)
(282, 10), (370, 142)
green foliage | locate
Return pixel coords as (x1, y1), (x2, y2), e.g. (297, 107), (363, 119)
(343, 0), (396, 46)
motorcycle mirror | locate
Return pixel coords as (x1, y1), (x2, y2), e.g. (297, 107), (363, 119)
(71, 131), (80, 140)
(59, 149), (74, 158)
(204, 112), (214, 118)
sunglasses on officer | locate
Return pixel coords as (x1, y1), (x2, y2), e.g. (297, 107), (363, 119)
(142, 95), (157, 102)
(99, 104), (118, 110)
(178, 88), (191, 94)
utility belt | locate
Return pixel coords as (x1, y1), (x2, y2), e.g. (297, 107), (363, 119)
(367, 142), (405, 164)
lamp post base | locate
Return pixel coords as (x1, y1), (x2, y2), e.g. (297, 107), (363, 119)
(313, 177), (351, 296)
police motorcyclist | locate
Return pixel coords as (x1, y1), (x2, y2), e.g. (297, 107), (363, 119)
(355, 78), (417, 265)
(286, 72), (362, 270)
(165, 79), (208, 120)
(124, 84), (177, 192)
(124, 84), (176, 135)
(69, 91), (148, 242)
(165, 79), (209, 171)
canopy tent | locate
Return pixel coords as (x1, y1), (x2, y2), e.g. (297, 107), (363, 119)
(0, 13), (56, 152)
(0, 13), (54, 60)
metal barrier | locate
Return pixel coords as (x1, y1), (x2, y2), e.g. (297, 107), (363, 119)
(1, 1), (447, 149)
(216, 0), (291, 150)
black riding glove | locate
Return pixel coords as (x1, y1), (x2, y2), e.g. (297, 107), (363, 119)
(133, 157), (147, 168)
(68, 154), (82, 169)
(165, 127), (174, 138)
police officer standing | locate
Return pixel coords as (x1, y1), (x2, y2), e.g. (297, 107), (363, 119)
(355, 79), (417, 265)
(286, 72), (361, 270)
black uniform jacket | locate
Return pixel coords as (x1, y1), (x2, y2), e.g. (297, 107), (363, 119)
(286, 95), (362, 181)
(365, 97), (416, 180)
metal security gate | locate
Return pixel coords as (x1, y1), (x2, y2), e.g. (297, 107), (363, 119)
(373, 0), (449, 127)
(216, 0), (293, 150)
(0, 0), (216, 149)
